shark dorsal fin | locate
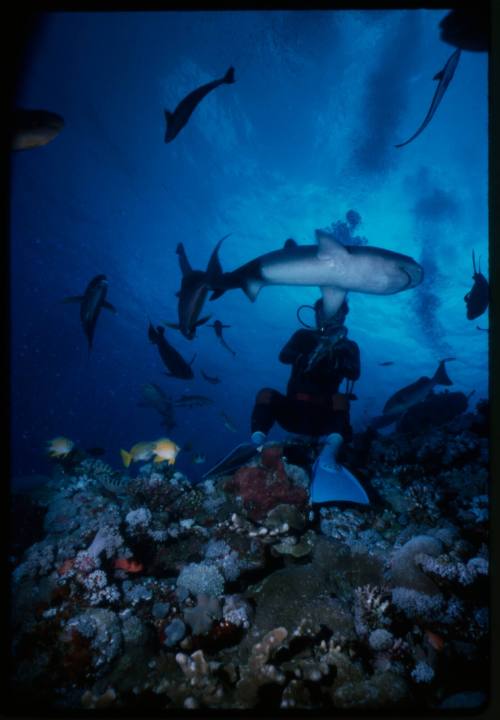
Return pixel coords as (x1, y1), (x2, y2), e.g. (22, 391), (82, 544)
(315, 229), (349, 260)
(284, 238), (298, 249)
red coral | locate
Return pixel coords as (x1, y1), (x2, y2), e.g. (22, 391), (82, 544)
(231, 452), (307, 520)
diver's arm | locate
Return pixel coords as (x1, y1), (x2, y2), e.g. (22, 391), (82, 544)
(279, 330), (313, 364)
(335, 340), (361, 381)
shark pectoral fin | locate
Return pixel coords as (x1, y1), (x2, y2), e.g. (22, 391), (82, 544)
(62, 295), (83, 304)
(315, 229), (349, 261)
(320, 286), (347, 316)
(209, 289), (226, 301)
(433, 69), (445, 81)
(243, 278), (263, 302)
(102, 301), (117, 313)
(195, 316), (211, 327)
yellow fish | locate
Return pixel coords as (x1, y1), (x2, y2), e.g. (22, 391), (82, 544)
(152, 438), (181, 465)
(46, 436), (75, 458)
(120, 441), (156, 468)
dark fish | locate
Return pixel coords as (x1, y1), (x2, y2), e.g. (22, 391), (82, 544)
(166, 237), (229, 340)
(174, 393), (214, 408)
(464, 250), (489, 320)
(396, 389), (473, 434)
(201, 369), (221, 385)
(11, 108), (64, 150)
(395, 49), (461, 148)
(148, 323), (195, 379)
(439, 8), (489, 52)
(383, 358), (455, 417)
(164, 66), (235, 143)
(138, 383), (176, 429)
(378, 361), (395, 366)
(208, 319), (236, 357)
(63, 274), (117, 352)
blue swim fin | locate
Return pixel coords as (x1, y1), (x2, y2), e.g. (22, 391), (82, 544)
(311, 434), (369, 505)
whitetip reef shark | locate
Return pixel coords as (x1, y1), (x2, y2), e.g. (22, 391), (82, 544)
(208, 231), (424, 317)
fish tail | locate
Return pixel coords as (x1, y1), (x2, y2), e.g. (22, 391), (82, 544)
(224, 66), (235, 84)
(120, 449), (132, 468)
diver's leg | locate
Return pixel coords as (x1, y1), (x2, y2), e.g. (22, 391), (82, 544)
(251, 388), (283, 443)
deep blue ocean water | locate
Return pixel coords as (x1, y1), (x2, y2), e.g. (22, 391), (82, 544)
(10, 10), (488, 486)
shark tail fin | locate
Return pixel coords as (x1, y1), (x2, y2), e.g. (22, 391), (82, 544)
(224, 66), (236, 84)
(434, 358), (455, 386)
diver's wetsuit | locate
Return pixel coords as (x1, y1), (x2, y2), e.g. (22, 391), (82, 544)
(251, 328), (360, 440)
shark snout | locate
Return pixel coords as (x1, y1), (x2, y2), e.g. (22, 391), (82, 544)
(401, 261), (424, 288)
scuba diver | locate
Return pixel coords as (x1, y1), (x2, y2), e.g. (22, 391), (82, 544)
(203, 297), (369, 505)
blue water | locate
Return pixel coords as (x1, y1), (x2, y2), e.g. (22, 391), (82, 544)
(10, 10), (488, 484)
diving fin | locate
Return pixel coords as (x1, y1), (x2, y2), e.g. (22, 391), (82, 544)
(202, 442), (258, 479)
(311, 433), (369, 505)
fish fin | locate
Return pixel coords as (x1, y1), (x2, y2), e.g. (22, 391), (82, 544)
(224, 66), (235, 83)
(62, 295), (83, 304)
(433, 70), (445, 81)
(433, 358), (454, 386)
(195, 316), (211, 327)
(210, 289), (226, 301)
(320, 286), (347, 316)
(176, 243), (192, 276)
(102, 300), (117, 313)
(189, 353), (197, 366)
(315, 229), (349, 260)
(120, 449), (132, 468)
(284, 238), (298, 249)
(206, 234), (229, 282)
(164, 109), (173, 121)
(148, 323), (158, 344)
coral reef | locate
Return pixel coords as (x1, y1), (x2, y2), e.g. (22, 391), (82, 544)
(8, 405), (490, 711)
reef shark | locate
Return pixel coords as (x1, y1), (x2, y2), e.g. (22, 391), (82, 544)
(63, 274), (117, 352)
(209, 231), (424, 317)
(395, 48), (461, 148)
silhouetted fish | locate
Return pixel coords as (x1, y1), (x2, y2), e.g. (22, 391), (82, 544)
(396, 389), (473, 433)
(148, 323), (195, 379)
(208, 319), (236, 357)
(378, 361), (395, 366)
(464, 250), (489, 320)
(439, 8), (489, 52)
(174, 393), (213, 408)
(383, 358), (455, 416)
(166, 237), (228, 340)
(63, 274), (117, 352)
(164, 66), (235, 143)
(11, 108), (64, 150)
(138, 383), (176, 429)
(395, 49), (461, 148)
(201, 369), (221, 385)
